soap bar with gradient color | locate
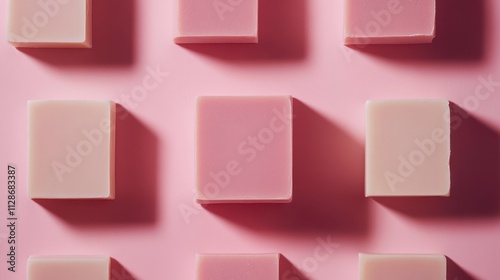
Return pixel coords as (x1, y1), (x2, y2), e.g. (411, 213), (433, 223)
(28, 100), (115, 199)
(196, 96), (292, 203)
(174, 0), (258, 43)
(28, 256), (110, 280)
(344, 0), (436, 44)
(197, 254), (280, 280)
(359, 254), (446, 280)
(7, 0), (92, 48)
(365, 99), (450, 197)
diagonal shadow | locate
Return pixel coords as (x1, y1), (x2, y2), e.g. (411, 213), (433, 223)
(179, 0), (309, 62)
(203, 99), (369, 236)
(35, 105), (160, 226)
(18, 0), (136, 67)
(375, 102), (500, 218)
(349, 0), (487, 62)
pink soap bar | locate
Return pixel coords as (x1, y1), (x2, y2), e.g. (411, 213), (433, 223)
(197, 254), (280, 280)
(344, 0), (435, 44)
(28, 256), (110, 280)
(7, 0), (92, 48)
(196, 96), (293, 203)
(365, 99), (450, 197)
(174, 0), (258, 43)
(359, 254), (446, 280)
(28, 100), (115, 199)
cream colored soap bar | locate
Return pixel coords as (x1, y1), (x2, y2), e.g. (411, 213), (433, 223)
(359, 254), (446, 280)
(28, 256), (110, 280)
(28, 100), (115, 199)
(365, 99), (450, 197)
(7, 0), (92, 48)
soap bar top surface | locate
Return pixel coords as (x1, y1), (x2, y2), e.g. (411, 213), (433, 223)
(197, 253), (280, 280)
(27, 255), (110, 280)
(196, 96), (293, 203)
(175, 0), (258, 43)
(344, 0), (436, 44)
(28, 100), (115, 199)
(359, 254), (446, 280)
(7, 0), (92, 48)
(365, 99), (450, 197)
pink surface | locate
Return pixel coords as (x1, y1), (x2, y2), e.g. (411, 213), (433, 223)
(7, 0), (92, 48)
(0, 0), (499, 280)
(365, 99), (450, 197)
(359, 254), (446, 280)
(344, 0), (436, 44)
(196, 253), (279, 280)
(28, 100), (115, 199)
(174, 0), (258, 43)
(27, 255), (110, 280)
(196, 96), (292, 203)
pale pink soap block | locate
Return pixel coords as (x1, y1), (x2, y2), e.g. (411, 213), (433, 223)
(28, 256), (110, 280)
(359, 254), (446, 280)
(365, 99), (450, 197)
(175, 0), (258, 43)
(7, 0), (92, 48)
(196, 96), (292, 203)
(28, 100), (115, 199)
(197, 254), (280, 280)
(344, 0), (436, 44)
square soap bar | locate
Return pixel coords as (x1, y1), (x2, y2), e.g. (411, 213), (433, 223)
(365, 99), (450, 197)
(344, 0), (435, 44)
(28, 256), (110, 280)
(197, 254), (280, 280)
(28, 100), (115, 199)
(7, 0), (92, 48)
(174, 0), (258, 43)
(359, 254), (446, 280)
(196, 96), (293, 203)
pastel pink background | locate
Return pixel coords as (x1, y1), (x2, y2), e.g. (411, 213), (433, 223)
(1, 0), (499, 279)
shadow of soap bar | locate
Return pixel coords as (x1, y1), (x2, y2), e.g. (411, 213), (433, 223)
(28, 256), (110, 280)
(174, 0), (258, 43)
(360, 254), (446, 280)
(28, 100), (115, 199)
(365, 99), (450, 197)
(7, 0), (92, 48)
(196, 96), (293, 203)
(197, 253), (280, 280)
(344, 0), (435, 44)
